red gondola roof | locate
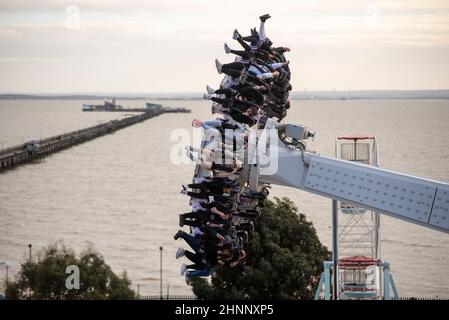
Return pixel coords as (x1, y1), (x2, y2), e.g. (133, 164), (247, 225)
(337, 135), (375, 141)
(339, 255), (380, 268)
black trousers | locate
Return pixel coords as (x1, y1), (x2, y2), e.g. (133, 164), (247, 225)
(236, 36), (253, 52)
(188, 182), (223, 195)
(213, 96), (254, 111)
(237, 86), (264, 106)
(187, 191), (209, 200)
(230, 49), (252, 60)
(211, 162), (233, 172)
(211, 96), (232, 108)
(181, 211), (209, 227)
(221, 62), (246, 79)
(230, 110), (255, 126)
(185, 250), (207, 270)
(215, 88), (234, 99)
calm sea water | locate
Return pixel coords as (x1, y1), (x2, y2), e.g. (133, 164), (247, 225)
(0, 99), (448, 297)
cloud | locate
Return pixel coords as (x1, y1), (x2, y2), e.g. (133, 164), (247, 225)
(0, 56), (69, 62)
(0, 0), (202, 13)
(1, 0), (449, 15)
(0, 28), (21, 38)
(1, 0), (449, 92)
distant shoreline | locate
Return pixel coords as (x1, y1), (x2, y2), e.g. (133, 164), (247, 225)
(1, 90), (449, 101)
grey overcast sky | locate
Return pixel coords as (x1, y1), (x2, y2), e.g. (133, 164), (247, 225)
(0, 0), (449, 93)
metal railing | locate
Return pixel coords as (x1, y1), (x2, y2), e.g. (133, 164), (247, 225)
(138, 295), (197, 300)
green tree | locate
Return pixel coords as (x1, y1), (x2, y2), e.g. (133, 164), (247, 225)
(5, 243), (135, 300)
(191, 197), (331, 299)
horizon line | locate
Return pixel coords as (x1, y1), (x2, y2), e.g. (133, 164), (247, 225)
(1, 89), (449, 96)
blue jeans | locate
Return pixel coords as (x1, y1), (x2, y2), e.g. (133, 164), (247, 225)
(186, 267), (213, 278)
(180, 231), (202, 252)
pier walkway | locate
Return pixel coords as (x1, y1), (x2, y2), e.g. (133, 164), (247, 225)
(0, 107), (190, 172)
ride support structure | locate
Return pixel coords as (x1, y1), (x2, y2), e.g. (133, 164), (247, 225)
(316, 136), (397, 300)
(245, 119), (448, 299)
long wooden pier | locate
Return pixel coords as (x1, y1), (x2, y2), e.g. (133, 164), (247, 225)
(0, 107), (190, 173)
(83, 107), (190, 113)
